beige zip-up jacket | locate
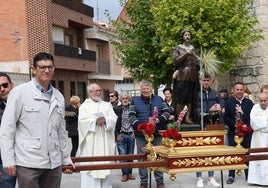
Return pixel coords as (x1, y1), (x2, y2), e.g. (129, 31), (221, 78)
(0, 80), (72, 169)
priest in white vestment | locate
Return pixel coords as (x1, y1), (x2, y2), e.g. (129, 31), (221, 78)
(248, 92), (268, 185)
(78, 83), (117, 188)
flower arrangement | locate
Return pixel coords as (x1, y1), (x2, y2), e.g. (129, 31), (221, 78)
(235, 119), (252, 138)
(162, 127), (182, 141)
(161, 106), (187, 141)
(177, 105), (188, 127)
(235, 104), (252, 138)
(137, 122), (155, 137)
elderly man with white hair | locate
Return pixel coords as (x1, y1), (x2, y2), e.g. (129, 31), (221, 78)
(78, 83), (117, 188)
(248, 92), (268, 186)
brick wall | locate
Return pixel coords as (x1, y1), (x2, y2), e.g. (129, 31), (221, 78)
(0, 0), (28, 61)
(25, 0), (52, 65)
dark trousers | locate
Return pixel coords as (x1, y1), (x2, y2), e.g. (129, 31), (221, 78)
(227, 131), (252, 179)
(16, 166), (62, 188)
(70, 135), (79, 157)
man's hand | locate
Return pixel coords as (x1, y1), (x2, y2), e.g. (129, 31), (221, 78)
(4, 166), (17, 176)
(210, 104), (221, 112)
(169, 115), (175, 121)
(186, 49), (193, 55)
(96, 117), (106, 125)
(63, 163), (76, 174)
(116, 134), (123, 142)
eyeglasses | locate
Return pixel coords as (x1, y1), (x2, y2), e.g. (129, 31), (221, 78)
(109, 95), (115, 98)
(0, 83), (9, 89)
(37, 65), (55, 71)
(90, 89), (102, 93)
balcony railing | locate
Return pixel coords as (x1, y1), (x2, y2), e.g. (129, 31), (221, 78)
(97, 60), (110, 75)
(52, 0), (93, 17)
(54, 43), (96, 61)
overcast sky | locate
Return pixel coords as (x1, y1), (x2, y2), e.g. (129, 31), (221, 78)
(84, 0), (122, 22)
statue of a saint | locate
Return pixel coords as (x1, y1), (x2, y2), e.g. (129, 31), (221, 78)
(172, 30), (200, 124)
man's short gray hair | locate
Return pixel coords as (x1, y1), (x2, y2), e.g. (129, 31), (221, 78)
(119, 92), (129, 100)
(140, 80), (152, 88)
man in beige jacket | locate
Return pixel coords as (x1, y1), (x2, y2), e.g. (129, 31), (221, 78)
(0, 52), (74, 188)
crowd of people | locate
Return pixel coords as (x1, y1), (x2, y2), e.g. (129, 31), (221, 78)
(0, 52), (268, 188)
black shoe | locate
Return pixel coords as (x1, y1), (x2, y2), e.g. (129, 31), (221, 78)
(226, 177), (234, 184)
(139, 184), (148, 188)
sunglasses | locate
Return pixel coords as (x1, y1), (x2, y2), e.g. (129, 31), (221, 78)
(0, 83), (9, 89)
(109, 95), (115, 98)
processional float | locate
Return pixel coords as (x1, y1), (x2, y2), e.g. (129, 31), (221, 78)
(63, 125), (268, 188)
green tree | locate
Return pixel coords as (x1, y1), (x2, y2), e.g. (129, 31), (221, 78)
(110, 0), (263, 86)
(109, 0), (173, 87)
(151, 0), (263, 71)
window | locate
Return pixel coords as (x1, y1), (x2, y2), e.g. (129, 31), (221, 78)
(70, 81), (75, 96)
(77, 82), (86, 102)
(103, 89), (109, 102)
(64, 34), (73, 46)
(116, 78), (134, 84)
(58, 81), (64, 95)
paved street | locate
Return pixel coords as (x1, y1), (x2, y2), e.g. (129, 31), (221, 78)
(61, 168), (262, 188)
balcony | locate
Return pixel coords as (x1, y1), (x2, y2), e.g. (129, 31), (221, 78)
(52, 0), (93, 17)
(98, 60), (110, 75)
(54, 43), (96, 61)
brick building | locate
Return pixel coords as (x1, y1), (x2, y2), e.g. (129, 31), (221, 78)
(0, 0), (124, 102)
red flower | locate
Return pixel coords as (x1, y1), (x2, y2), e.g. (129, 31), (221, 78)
(235, 120), (253, 138)
(137, 122), (155, 137)
(234, 105), (252, 138)
(162, 128), (182, 141)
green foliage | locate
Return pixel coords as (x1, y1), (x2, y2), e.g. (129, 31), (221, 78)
(151, 0), (263, 72)
(167, 121), (180, 131)
(109, 0), (173, 87)
(198, 48), (224, 77)
(109, 0), (263, 86)
(108, 0), (172, 86)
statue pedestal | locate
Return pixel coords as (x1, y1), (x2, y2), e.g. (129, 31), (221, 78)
(145, 129), (247, 181)
(179, 123), (201, 131)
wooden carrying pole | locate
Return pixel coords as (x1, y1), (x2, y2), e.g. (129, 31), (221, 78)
(62, 148), (268, 172)
(245, 147), (268, 162)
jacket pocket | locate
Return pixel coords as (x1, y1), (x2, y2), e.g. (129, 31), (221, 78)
(56, 106), (64, 115)
(21, 137), (41, 149)
(25, 105), (40, 112)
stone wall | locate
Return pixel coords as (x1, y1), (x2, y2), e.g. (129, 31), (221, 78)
(215, 0), (268, 102)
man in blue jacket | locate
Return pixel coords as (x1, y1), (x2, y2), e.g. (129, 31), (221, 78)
(129, 80), (170, 188)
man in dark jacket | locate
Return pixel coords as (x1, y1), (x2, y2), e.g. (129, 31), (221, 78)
(129, 80), (170, 188)
(195, 73), (222, 188)
(224, 82), (254, 184)
(0, 72), (16, 188)
(197, 73), (224, 127)
(114, 93), (135, 182)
